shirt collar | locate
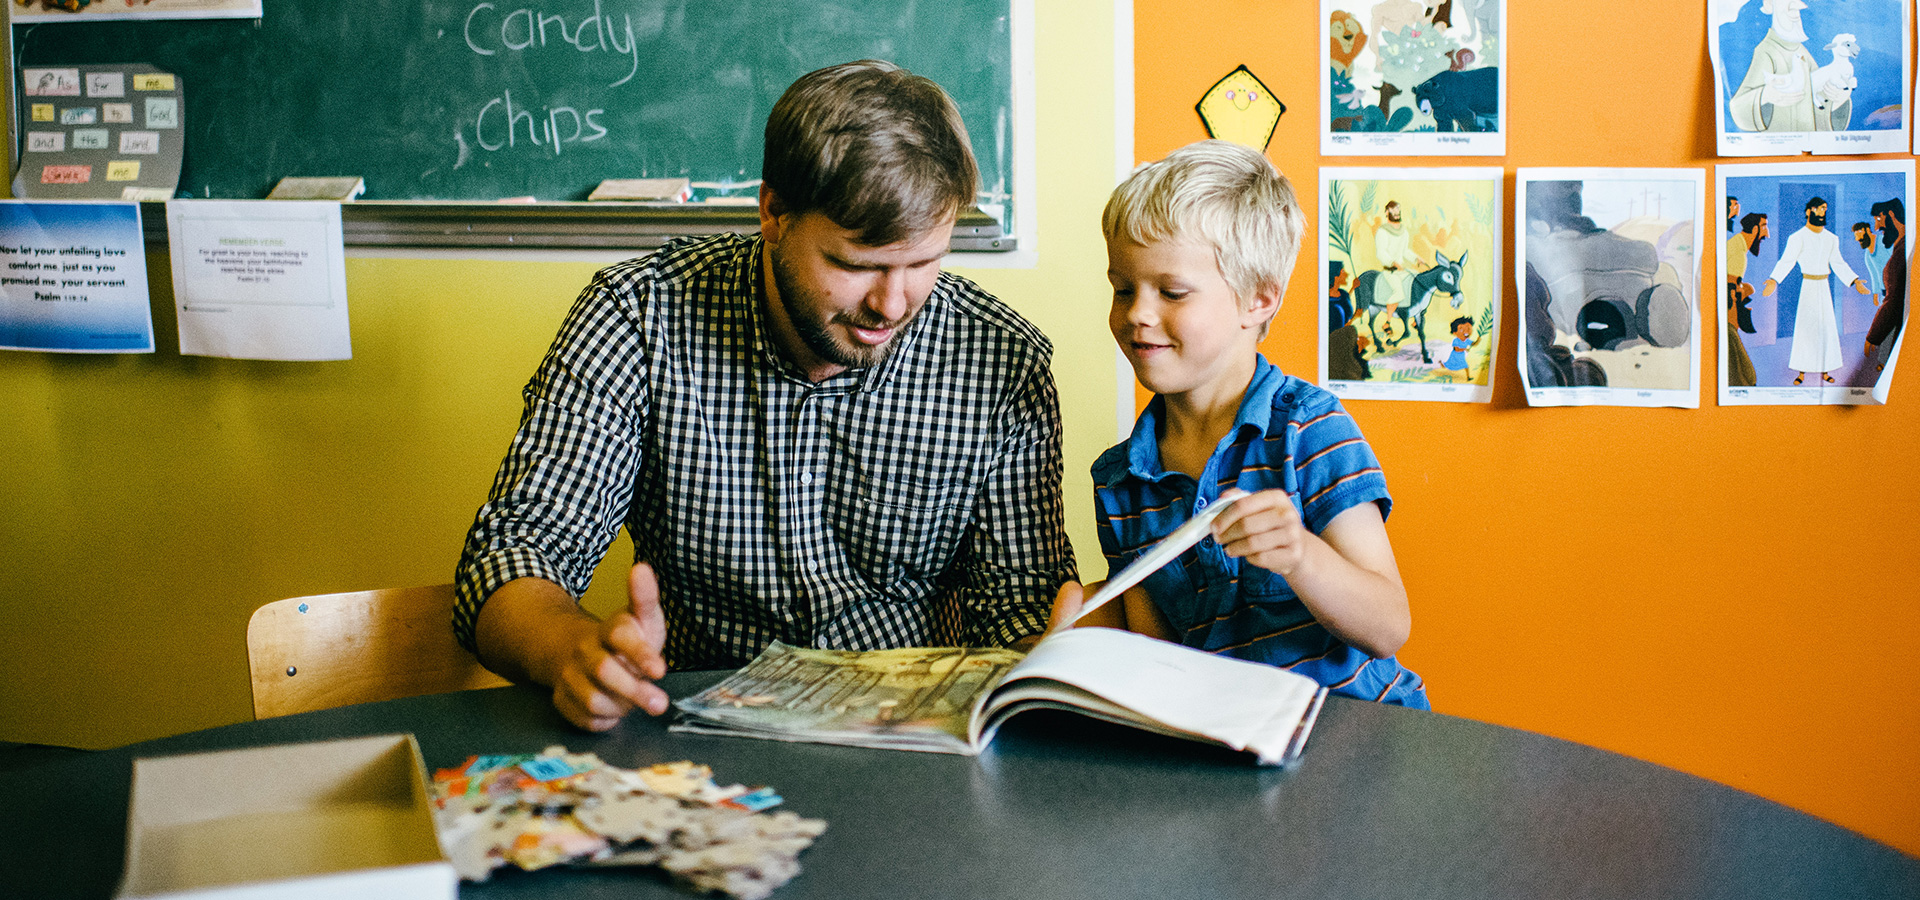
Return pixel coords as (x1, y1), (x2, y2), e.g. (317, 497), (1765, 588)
(1114, 355), (1284, 483)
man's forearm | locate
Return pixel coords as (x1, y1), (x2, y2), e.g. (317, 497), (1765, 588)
(474, 576), (601, 687)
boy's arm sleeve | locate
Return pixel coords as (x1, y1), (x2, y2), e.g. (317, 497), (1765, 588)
(1294, 397), (1391, 536)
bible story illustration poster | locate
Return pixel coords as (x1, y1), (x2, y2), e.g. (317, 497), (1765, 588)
(1711, 0), (1911, 156)
(1718, 159), (1913, 405)
(1516, 169), (1706, 409)
(1319, 168), (1501, 403)
(1321, 0), (1506, 156)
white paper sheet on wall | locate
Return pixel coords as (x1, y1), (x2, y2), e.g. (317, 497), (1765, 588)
(166, 199), (351, 361)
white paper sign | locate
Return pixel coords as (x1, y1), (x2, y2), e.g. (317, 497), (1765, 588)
(166, 200), (351, 361)
(0, 200), (153, 354)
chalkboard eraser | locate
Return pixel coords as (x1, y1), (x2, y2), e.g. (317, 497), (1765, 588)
(267, 177), (366, 201)
(589, 178), (693, 202)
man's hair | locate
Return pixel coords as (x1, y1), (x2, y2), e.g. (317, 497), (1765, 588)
(1806, 196), (1827, 213)
(762, 60), (978, 246)
(1871, 198), (1905, 225)
(1854, 221), (1872, 233)
(1741, 212), (1767, 233)
(1102, 139), (1306, 307)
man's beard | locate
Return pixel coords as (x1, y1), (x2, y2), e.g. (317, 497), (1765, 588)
(1885, 225), (1901, 249)
(1748, 233), (1766, 256)
(770, 244), (910, 369)
(1808, 211), (1827, 227)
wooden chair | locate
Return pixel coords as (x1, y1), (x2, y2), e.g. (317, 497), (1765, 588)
(246, 584), (509, 719)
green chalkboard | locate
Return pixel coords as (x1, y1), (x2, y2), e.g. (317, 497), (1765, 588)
(10, 0), (1014, 218)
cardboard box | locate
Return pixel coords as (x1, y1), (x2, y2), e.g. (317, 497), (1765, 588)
(117, 734), (455, 900)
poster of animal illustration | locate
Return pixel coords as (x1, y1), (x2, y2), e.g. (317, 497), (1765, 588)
(1516, 169), (1706, 409)
(1321, 0), (1505, 156)
(1320, 168), (1501, 403)
(1710, 0), (1911, 156)
(1718, 159), (1912, 405)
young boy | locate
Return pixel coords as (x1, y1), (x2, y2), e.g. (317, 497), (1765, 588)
(1049, 140), (1428, 709)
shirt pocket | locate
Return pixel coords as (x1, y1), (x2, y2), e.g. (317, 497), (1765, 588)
(1237, 564), (1298, 602)
(832, 467), (972, 592)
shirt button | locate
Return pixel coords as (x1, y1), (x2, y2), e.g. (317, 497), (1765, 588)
(799, 471), (813, 485)
(808, 560), (821, 573)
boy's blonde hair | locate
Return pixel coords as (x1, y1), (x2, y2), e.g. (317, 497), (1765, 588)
(1102, 140), (1306, 309)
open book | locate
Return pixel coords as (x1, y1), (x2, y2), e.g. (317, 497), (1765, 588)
(669, 627), (1328, 766)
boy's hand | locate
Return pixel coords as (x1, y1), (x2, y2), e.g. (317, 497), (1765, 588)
(549, 563), (670, 731)
(1211, 489), (1312, 576)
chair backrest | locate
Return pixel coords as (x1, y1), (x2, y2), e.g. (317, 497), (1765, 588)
(246, 584), (509, 719)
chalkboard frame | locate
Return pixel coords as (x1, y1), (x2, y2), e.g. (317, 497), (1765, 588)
(3, 2), (1029, 253)
(122, 200), (1012, 251)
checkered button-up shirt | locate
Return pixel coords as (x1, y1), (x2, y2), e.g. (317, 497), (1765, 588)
(455, 233), (1075, 668)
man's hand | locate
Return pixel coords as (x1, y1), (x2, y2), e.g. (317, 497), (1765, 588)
(1762, 278), (1779, 296)
(1013, 579), (1118, 650)
(1854, 278), (1871, 295)
(474, 565), (671, 733)
(1211, 489), (1313, 577)
(551, 563), (670, 731)
(1044, 580), (1088, 635)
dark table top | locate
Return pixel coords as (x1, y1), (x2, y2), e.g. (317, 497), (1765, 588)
(4, 671), (1915, 900)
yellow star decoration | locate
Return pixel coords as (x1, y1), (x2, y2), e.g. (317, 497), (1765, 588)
(1196, 65), (1284, 151)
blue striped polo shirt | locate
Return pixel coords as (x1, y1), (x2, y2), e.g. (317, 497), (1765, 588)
(1091, 355), (1428, 708)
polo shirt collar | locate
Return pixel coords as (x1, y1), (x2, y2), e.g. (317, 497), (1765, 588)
(1114, 354), (1284, 483)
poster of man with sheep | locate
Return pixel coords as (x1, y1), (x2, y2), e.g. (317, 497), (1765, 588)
(1711, 0), (1910, 156)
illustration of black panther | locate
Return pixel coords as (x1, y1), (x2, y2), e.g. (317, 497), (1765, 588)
(1413, 67), (1498, 132)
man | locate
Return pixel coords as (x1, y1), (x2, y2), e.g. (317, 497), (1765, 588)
(1328, 260), (1354, 331)
(1726, 212), (1768, 387)
(1763, 196), (1870, 385)
(1854, 219), (1889, 300)
(454, 61), (1075, 731)
(1371, 201), (1423, 331)
(1729, 0), (1820, 133)
(1864, 199), (1906, 372)
(1374, 201), (1421, 273)
(1728, 210), (1766, 305)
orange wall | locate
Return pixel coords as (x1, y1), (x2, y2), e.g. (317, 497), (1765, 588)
(1134, 1), (1918, 854)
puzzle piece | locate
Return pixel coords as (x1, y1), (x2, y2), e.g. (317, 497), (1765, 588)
(430, 747), (826, 899)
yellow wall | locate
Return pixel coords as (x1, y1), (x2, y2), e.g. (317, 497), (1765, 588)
(1134, 0), (1918, 855)
(0, 0), (1120, 748)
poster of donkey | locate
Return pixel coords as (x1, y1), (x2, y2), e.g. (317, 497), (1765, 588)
(1320, 167), (1502, 403)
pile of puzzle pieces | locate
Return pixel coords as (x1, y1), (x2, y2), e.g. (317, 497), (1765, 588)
(432, 747), (827, 900)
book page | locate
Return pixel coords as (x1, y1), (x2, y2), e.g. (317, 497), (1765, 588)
(977, 628), (1323, 758)
(671, 643), (1024, 753)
